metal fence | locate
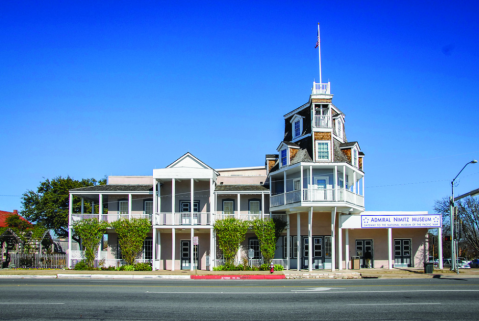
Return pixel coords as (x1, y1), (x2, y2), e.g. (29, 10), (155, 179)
(9, 254), (67, 269)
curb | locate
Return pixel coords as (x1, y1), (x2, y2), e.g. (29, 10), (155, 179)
(191, 275), (286, 280)
(56, 274), (190, 279)
(0, 275), (57, 279)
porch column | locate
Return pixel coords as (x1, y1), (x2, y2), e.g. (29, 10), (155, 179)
(98, 194), (103, 261)
(152, 228), (156, 270)
(261, 192), (264, 220)
(237, 193), (240, 219)
(191, 179), (194, 224)
(331, 207), (336, 271)
(158, 181), (161, 214)
(308, 207), (313, 272)
(128, 194), (132, 220)
(172, 179), (176, 224)
(190, 228), (194, 271)
(362, 176), (365, 198)
(353, 172), (357, 205)
(310, 166), (313, 186)
(68, 193), (73, 269)
(438, 227), (443, 269)
(153, 179), (157, 219)
(158, 229), (162, 270)
(334, 166), (338, 201)
(300, 165), (303, 201)
(388, 228), (392, 269)
(338, 226), (343, 270)
(283, 171), (287, 205)
(81, 198), (84, 214)
(297, 212), (301, 271)
(286, 214), (290, 270)
(209, 178), (213, 221)
(345, 229), (349, 270)
(343, 166), (346, 197)
(171, 228), (176, 271)
(209, 228), (214, 271)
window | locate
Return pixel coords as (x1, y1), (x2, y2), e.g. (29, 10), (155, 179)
(283, 236), (288, 258)
(353, 149), (358, 167)
(249, 238), (261, 259)
(180, 201), (200, 212)
(293, 179), (301, 191)
(144, 200), (153, 215)
(294, 121), (301, 138)
(142, 237), (152, 260)
(335, 119), (343, 138)
(223, 200), (234, 214)
(316, 141), (330, 161)
(292, 236), (298, 258)
(119, 200), (128, 214)
(324, 236), (332, 258)
(281, 149), (287, 166)
(248, 200), (260, 214)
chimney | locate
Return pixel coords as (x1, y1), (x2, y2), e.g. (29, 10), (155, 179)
(13, 210), (18, 215)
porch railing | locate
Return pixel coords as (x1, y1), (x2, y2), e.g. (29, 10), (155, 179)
(303, 188), (335, 201)
(153, 212), (212, 226)
(71, 213), (152, 223)
(9, 253), (67, 269)
(271, 194), (284, 207)
(313, 115), (331, 128)
(312, 81), (330, 94)
(286, 190), (301, 204)
(270, 188), (364, 208)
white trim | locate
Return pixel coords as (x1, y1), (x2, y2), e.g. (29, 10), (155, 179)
(315, 140), (331, 162)
(279, 148), (289, 168)
(293, 178), (301, 191)
(166, 152), (218, 174)
(291, 133), (311, 143)
(215, 166), (265, 171)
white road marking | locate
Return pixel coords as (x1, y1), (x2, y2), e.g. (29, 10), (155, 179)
(0, 303), (64, 305)
(146, 289), (479, 294)
(292, 287), (345, 292)
(348, 303), (441, 306)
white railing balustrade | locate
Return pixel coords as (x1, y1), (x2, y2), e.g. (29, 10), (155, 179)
(71, 214), (100, 222)
(272, 259), (287, 267)
(285, 190), (301, 204)
(344, 190), (356, 204)
(71, 213), (152, 223)
(313, 115), (331, 128)
(154, 213), (212, 226)
(312, 82), (331, 94)
(271, 194), (285, 207)
(303, 188), (335, 201)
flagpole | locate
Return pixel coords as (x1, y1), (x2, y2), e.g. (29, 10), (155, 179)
(318, 23), (322, 84)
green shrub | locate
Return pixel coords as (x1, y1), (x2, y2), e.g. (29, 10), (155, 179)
(74, 260), (89, 270)
(259, 263), (269, 271)
(134, 263), (152, 271)
(119, 265), (135, 271)
(274, 264), (284, 271)
(101, 266), (116, 271)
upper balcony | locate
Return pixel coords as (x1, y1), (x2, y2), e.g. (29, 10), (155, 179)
(312, 82), (331, 95)
(313, 115), (331, 129)
(153, 212), (285, 226)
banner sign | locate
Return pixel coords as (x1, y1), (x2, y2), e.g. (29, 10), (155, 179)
(193, 236), (199, 245)
(361, 214), (442, 228)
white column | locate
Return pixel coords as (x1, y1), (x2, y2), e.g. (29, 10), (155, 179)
(68, 193), (73, 269)
(338, 226), (343, 270)
(345, 229), (349, 270)
(209, 228), (214, 271)
(362, 176), (365, 198)
(152, 227), (156, 270)
(172, 179), (176, 224)
(286, 214), (290, 270)
(438, 227), (443, 269)
(261, 192), (264, 220)
(171, 228), (176, 271)
(190, 228), (194, 271)
(353, 172), (357, 204)
(300, 165), (303, 201)
(157, 229), (161, 270)
(283, 171), (287, 205)
(190, 179), (194, 224)
(334, 165), (338, 201)
(237, 193), (240, 219)
(343, 166), (346, 197)
(308, 207), (313, 272)
(388, 228), (392, 269)
(310, 165), (313, 186)
(297, 212), (301, 271)
(128, 194), (132, 220)
(98, 194), (103, 260)
(209, 178), (213, 215)
(81, 198), (84, 214)
(331, 207), (336, 271)
(158, 180), (161, 213)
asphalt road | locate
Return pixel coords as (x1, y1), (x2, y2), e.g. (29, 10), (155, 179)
(1, 278), (479, 320)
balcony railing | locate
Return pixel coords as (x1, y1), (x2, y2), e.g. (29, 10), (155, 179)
(313, 115), (331, 128)
(71, 213), (152, 223)
(312, 82), (331, 94)
(270, 187), (364, 208)
(154, 212), (213, 226)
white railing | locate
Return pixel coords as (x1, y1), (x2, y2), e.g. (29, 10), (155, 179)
(154, 212), (212, 226)
(71, 213), (152, 223)
(271, 194), (284, 207)
(272, 259), (287, 267)
(312, 81), (330, 94)
(286, 190), (301, 204)
(313, 115), (331, 128)
(303, 188), (335, 201)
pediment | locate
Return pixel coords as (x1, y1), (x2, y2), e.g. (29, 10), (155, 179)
(166, 152), (214, 171)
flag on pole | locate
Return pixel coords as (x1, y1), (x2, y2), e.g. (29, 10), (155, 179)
(315, 24), (320, 48)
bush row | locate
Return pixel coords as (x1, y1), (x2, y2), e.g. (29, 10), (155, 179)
(213, 263), (284, 271)
(73, 260), (152, 271)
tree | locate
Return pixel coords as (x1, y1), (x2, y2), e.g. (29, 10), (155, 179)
(434, 196), (479, 257)
(251, 219), (276, 266)
(213, 218), (249, 265)
(73, 218), (109, 268)
(20, 176), (106, 244)
(111, 218), (151, 266)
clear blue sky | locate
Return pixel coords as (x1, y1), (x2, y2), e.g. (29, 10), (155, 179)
(1, 1), (478, 214)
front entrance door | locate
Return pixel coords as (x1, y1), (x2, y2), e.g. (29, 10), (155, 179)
(180, 202), (200, 225)
(180, 240), (199, 270)
(302, 236), (323, 269)
(394, 239), (412, 267)
(356, 239), (374, 268)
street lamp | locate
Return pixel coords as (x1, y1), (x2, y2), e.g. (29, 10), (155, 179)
(450, 160), (477, 272)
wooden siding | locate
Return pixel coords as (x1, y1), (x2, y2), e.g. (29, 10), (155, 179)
(342, 148), (352, 163)
(311, 98), (332, 103)
(314, 132), (331, 140)
(268, 160), (276, 171)
(359, 157), (363, 171)
(289, 148), (298, 161)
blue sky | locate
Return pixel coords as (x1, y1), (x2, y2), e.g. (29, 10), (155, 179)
(1, 0), (478, 214)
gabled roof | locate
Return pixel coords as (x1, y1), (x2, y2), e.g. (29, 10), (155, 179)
(340, 141), (360, 150)
(290, 149), (313, 165)
(276, 141), (299, 152)
(165, 152), (218, 174)
(266, 154), (279, 159)
(0, 210), (31, 228)
(284, 102), (309, 119)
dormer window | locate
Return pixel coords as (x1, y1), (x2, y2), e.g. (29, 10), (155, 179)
(290, 114), (304, 139)
(281, 149), (288, 166)
(352, 148), (358, 167)
(335, 118), (343, 139)
(316, 141), (330, 161)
